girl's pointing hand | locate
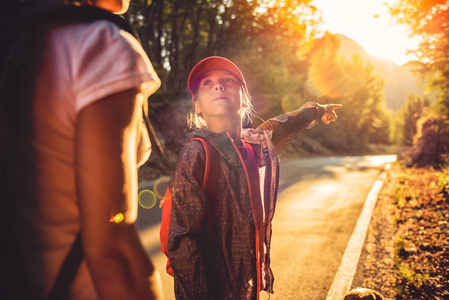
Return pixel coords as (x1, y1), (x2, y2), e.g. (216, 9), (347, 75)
(321, 104), (342, 125)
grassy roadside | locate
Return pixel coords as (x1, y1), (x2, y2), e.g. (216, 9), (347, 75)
(351, 161), (449, 299)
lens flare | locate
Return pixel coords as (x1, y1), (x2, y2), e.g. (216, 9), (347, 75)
(138, 189), (157, 209)
(110, 213), (124, 223)
(281, 93), (306, 115)
(307, 56), (365, 99)
(153, 177), (170, 199)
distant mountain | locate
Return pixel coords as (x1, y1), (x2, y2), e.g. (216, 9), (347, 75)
(336, 34), (423, 111)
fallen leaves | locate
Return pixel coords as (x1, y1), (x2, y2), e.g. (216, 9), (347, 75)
(392, 165), (449, 299)
(351, 162), (449, 300)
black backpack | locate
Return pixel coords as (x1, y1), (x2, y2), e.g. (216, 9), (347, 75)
(0, 3), (162, 299)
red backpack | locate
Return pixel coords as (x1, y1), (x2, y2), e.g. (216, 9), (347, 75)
(159, 137), (220, 276)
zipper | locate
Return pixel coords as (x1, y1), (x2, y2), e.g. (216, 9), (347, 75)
(226, 131), (262, 300)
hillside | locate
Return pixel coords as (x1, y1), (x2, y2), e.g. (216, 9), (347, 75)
(336, 34), (423, 111)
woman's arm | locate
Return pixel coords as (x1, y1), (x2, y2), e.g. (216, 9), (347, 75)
(75, 88), (163, 300)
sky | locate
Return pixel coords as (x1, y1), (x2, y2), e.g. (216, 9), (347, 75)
(313, 0), (420, 65)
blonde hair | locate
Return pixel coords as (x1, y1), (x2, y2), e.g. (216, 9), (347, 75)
(187, 86), (254, 130)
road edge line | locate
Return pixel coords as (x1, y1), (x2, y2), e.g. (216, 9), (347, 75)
(325, 164), (391, 300)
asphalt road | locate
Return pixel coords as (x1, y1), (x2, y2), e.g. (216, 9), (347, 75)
(136, 155), (396, 300)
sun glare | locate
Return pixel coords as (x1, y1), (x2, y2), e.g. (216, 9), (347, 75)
(314, 0), (420, 65)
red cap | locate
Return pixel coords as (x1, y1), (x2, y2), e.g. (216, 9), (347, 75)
(187, 56), (247, 102)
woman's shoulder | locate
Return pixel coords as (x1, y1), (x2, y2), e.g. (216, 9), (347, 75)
(45, 19), (135, 69)
(49, 19), (129, 49)
(46, 18), (159, 112)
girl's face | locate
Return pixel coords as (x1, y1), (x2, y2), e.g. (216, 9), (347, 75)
(195, 70), (243, 120)
(88, 0), (131, 14)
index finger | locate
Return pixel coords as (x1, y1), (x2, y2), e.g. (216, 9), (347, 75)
(329, 104), (343, 110)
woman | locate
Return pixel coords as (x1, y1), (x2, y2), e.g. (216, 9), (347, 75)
(3, 0), (164, 299)
(164, 56), (341, 299)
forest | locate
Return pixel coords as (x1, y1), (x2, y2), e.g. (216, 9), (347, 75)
(122, 0), (449, 173)
(389, 0), (449, 167)
(120, 0), (374, 173)
(18, 0), (430, 169)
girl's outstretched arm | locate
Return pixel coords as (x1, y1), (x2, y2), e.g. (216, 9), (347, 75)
(256, 102), (341, 152)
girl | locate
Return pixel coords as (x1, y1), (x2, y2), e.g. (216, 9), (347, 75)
(165, 56), (341, 299)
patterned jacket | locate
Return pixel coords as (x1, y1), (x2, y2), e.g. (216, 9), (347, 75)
(166, 103), (324, 299)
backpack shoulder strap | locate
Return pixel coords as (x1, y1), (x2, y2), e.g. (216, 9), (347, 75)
(184, 137), (220, 234)
(47, 232), (84, 300)
(160, 137), (220, 277)
(18, 4), (137, 38)
(189, 137), (220, 195)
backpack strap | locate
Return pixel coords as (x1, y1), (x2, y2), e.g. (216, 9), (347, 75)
(18, 4), (137, 37)
(190, 138), (220, 233)
(190, 138), (220, 196)
(160, 137), (220, 276)
(47, 232), (84, 300)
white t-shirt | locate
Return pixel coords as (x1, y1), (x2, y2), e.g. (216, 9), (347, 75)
(23, 20), (160, 299)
